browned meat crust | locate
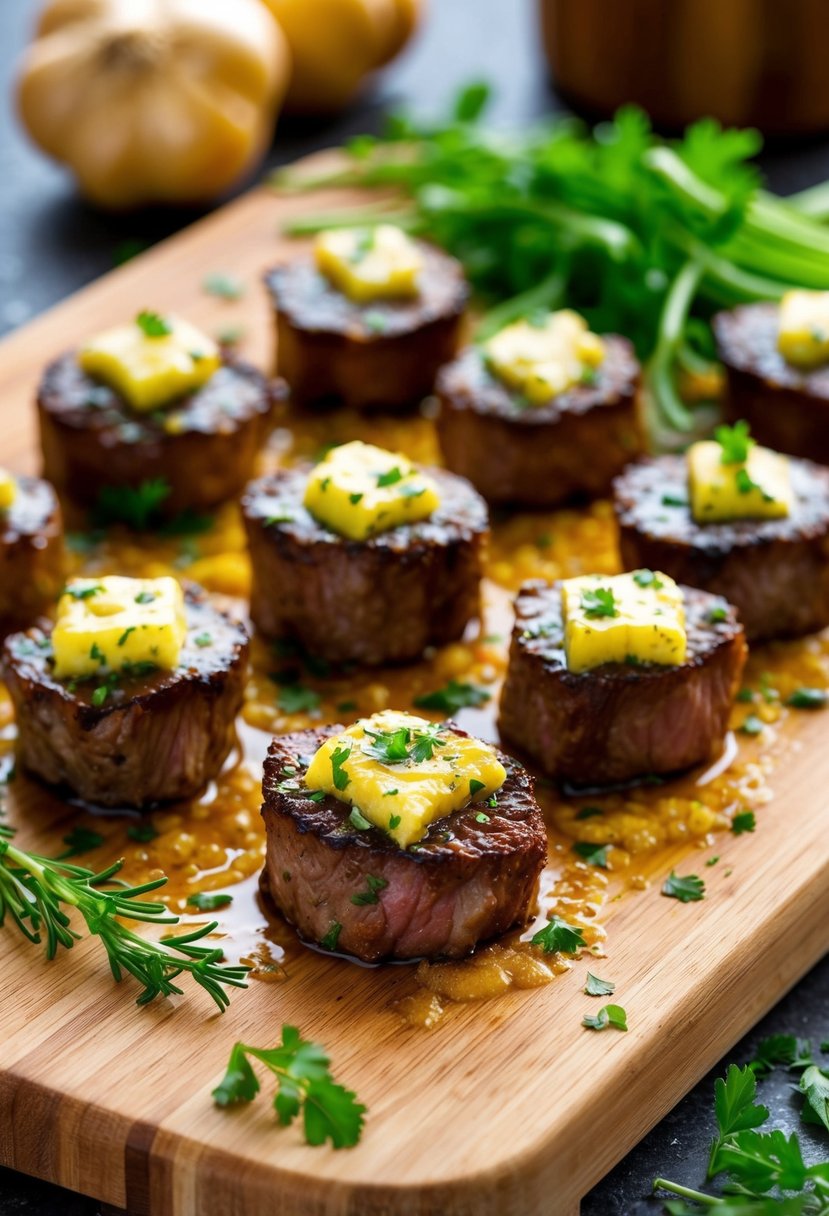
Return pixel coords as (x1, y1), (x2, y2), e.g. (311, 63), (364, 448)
(261, 725), (547, 962)
(0, 475), (64, 638)
(2, 586), (249, 808)
(499, 580), (746, 786)
(435, 338), (644, 507)
(242, 465), (488, 665)
(715, 303), (829, 465)
(264, 243), (468, 411)
(614, 454), (829, 642)
(38, 353), (285, 517)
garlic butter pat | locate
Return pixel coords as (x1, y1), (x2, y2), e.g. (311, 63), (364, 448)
(52, 575), (186, 680)
(314, 224), (423, 304)
(562, 571), (686, 673)
(688, 430), (792, 523)
(484, 310), (605, 404)
(778, 290), (829, 368)
(0, 469), (16, 510)
(78, 312), (220, 412)
(304, 440), (440, 541)
(304, 710), (506, 849)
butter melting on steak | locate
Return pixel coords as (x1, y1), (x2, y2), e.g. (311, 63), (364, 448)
(261, 726), (547, 963)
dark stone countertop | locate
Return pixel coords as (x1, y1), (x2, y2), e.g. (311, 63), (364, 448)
(0, 0), (827, 1212)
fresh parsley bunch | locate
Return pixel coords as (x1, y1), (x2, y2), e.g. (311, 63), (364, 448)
(275, 84), (829, 437)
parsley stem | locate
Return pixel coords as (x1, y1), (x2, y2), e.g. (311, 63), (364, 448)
(476, 264), (570, 341)
(652, 1179), (723, 1206)
(649, 258), (703, 431)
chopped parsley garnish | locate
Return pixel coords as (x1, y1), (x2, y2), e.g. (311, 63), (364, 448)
(400, 483), (426, 499)
(576, 806), (603, 820)
(739, 714), (765, 736)
(362, 722), (447, 765)
(277, 684), (322, 715)
(94, 478), (171, 531)
(363, 310), (387, 334)
(348, 807), (372, 831)
(320, 922), (342, 951)
(331, 745), (352, 791)
(469, 778), (486, 798)
(706, 855), (720, 867)
(736, 687), (754, 703)
(530, 916), (586, 955)
(202, 272), (245, 300)
(186, 892), (233, 911)
(117, 627), (135, 647)
(414, 680), (491, 714)
(388, 814), (401, 830)
(65, 584), (102, 600)
(662, 870), (705, 902)
(632, 569), (663, 589)
(376, 467), (403, 487)
(572, 841), (611, 868)
(715, 419), (753, 465)
(383, 788), (398, 797)
(337, 700), (358, 713)
(584, 973), (616, 997)
(91, 684), (110, 707)
(731, 810), (756, 835)
(410, 723), (446, 763)
(127, 822), (159, 843)
(265, 512), (296, 526)
(350, 875), (387, 906)
(134, 591), (156, 605)
(787, 687), (828, 709)
(59, 826), (105, 858)
(582, 1004), (628, 1032)
(475, 812), (490, 823)
(661, 493), (689, 507)
(708, 602), (729, 623)
(348, 492), (364, 505)
(194, 632), (213, 648)
(90, 642), (106, 664)
(136, 310), (172, 338)
(581, 587), (618, 619)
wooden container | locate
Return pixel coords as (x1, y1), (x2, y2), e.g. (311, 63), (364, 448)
(540, 0), (829, 135)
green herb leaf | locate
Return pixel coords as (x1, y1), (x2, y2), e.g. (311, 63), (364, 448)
(348, 807), (372, 831)
(414, 680), (491, 714)
(572, 841), (611, 868)
(94, 479), (171, 531)
(576, 806), (604, 820)
(376, 466), (403, 487)
(800, 1066), (829, 1135)
(732, 810), (756, 835)
(320, 922), (342, 952)
(632, 569), (664, 589)
(531, 916), (586, 955)
(582, 1004), (628, 1032)
(662, 870), (705, 903)
(716, 419), (754, 465)
(59, 827), (105, 858)
(581, 587), (618, 619)
(136, 310), (172, 338)
(212, 1026), (365, 1148)
(187, 892), (233, 912)
(127, 822), (159, 843)
(469, 778), (486, 798)
(331, 745), (352, 791)
(65, 584), (102, 600)
(350, 875), (388, 906)
(787, 687), (828, 709)
(194, 632), (213, 648)
(277, 684), (321, 715)
(584, 973), (616, 997)
(203, 272), (245, 300)
(740, 714), (765, 736)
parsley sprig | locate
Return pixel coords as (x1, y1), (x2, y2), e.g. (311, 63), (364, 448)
(361, 721), (447, 765)
(654, 1060), (829, 1212)
(212, 1025), (366, 1148)
(0, 824), (247, 1010)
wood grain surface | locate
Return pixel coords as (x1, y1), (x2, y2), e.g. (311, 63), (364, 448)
(0, 173), (827, 1216)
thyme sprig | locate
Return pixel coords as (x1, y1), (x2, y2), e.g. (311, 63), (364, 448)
(0, 824), (247, 1010)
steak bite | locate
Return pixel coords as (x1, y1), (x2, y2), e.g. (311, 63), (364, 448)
(0, 471), (64, 638)
(715, 300), (829, 465)
(2, 580), (249, 808)
(435, 315), (643, 508)
(499, 578), (746, 786)
(242, 442), (488, 666)
(614, 452), (829, 642)
(264, 226), (468, 411)
(38, 313), (283, 519)
(261, 717), (547, 963)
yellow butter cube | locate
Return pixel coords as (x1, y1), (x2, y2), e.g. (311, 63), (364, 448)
(78, 312), (220, 412)
(688, 437), (792, 523)
(304, 710), (506, 849)
(484, 310), (605, 404)
(52, 575), (186, 680)
(314, 224), (423, 304)
(303, 440), (440, 541)
(778, 289), (829, 368)
(0, 469), (16, 510)
(562, 571), (687, 674)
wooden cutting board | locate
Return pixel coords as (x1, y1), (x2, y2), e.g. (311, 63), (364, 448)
(0, 170), (828, 1216)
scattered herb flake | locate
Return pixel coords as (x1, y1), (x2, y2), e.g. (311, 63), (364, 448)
(584, 973), (616, 997)
(531, 916), (586, 955)
(203, 272), (245, 300)
(731, 810), (756, 835)
(662, 870), (705, 903)
(787, 687), (828, 709)
(187, 892), (233, 912)
(582, 1004), (628, 1032)
(572, 841), (611, 869)
(739, 714), (765, 736)
(136, 310), (172, 338)
(413, 680), (491, 714)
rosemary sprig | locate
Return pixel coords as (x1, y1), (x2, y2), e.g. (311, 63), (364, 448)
(0, 824), (248, 1010)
